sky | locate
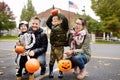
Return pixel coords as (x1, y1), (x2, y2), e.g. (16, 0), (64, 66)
(0, 0), (100, 26)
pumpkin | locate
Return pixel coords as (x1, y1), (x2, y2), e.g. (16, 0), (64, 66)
(51, 9), (59, 16)
(58, 59), (72, 72)
(25, 58), (40, 73)
(15, 45), (25, 54)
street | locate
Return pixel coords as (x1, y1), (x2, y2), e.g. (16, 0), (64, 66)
(0, 41), (120, 80)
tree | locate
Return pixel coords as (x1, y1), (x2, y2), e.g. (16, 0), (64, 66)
(20, 0), (37, 22)
(74, 14), (104, 34)
(0, 1), (16, 35)
(91, 0), (120, 37)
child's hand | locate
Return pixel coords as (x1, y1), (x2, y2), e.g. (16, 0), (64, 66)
(16, 42), (21, 46)
(29, 51), (34, 56)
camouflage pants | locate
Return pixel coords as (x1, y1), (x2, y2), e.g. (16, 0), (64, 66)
(49, 46), (64, 65)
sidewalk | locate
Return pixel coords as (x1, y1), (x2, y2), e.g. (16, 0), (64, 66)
(0, 41), (120, 80)
(34, 56), (120, 80)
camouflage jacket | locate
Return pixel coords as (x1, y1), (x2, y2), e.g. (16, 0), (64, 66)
(46, 14), (69, 47)
(50, 25), (68, 47)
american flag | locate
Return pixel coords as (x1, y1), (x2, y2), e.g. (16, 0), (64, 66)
(69, 1), (78, 9)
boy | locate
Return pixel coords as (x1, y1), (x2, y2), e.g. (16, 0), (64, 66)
(46, 13), (69, 78)
(15, 21), (35, 80)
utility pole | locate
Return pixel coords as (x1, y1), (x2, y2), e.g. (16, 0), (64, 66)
(82, 6), (85, 15)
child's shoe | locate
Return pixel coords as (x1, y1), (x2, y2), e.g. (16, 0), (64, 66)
(58, 71), (63, 78)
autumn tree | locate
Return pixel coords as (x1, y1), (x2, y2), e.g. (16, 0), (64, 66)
(0, 1), (16, 35)
(20, 0), (37, 22)
(91, 0), (120, 37)
(72, 14), (104, 35)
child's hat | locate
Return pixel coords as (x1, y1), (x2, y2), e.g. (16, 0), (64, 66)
(19, 21), (28, 29)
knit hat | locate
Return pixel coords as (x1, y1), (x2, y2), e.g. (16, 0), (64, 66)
(19, 21), (29, 29)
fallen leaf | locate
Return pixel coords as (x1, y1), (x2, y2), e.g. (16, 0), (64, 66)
(1, 66), (7, 69)
(104, 63), (111, 66)
(117, 73), (120, 76)
(0, 71), (4, 75)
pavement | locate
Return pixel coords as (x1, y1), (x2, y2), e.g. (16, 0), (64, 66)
(0, 41), (120, 80)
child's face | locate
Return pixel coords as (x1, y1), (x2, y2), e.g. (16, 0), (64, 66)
(52, 16), (62, 26)
(19, 24), (28, 32)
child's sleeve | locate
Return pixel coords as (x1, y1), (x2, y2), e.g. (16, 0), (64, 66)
(25, 33), (35, 50)
(46, 15), (53, 29)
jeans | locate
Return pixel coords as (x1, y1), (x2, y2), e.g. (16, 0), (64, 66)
(70, 54), (87, 70)
(37, 53), (46, 69)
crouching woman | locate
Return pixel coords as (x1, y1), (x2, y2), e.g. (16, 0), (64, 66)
(64, 18), (91, 80)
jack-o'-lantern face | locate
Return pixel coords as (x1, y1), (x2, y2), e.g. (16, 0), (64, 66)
(58, 59), (72, 72)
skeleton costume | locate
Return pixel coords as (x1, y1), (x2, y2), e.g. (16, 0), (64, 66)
(16, 21), (35, 77)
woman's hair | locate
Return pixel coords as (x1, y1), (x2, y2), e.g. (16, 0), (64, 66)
(78, 18), (87, 27)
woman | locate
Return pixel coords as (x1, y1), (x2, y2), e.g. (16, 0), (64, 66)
(64, 18), (91, 79)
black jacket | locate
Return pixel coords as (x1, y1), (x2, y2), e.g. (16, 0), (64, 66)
(30, 28), (48, 58)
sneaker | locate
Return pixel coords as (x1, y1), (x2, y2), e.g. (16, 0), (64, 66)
(40, 68), (46, 75)
(16, 72), (22, 77)
(58, 71), (63, 78)
(49, 72), (54, 78)
(23, 70), (28, 75)
(77, 69), (87, 79)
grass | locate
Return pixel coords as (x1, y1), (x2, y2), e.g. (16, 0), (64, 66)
(0, 35), (17, 40)
(96, 40), (120, 44)
(0, 36), (120, 44)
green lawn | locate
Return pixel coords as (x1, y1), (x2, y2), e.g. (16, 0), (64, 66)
(0, 36), (120, 44)
(0, 35), (17, 40)
(96, 40), (120, 44)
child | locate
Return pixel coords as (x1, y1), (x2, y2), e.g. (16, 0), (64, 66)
(15, 21), (35, 80)
(46, 13), (69, 78)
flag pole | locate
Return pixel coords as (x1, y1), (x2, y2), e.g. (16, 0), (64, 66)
(68, 0), (70, 26)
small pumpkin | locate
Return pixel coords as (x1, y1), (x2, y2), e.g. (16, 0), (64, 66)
(15, 45), (25, 54)
(51, 9), (59, 16)
(58, 59), (72, 72)
(25, 58), (40, 73)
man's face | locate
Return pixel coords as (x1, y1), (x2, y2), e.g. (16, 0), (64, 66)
(30, 19), (40, 32)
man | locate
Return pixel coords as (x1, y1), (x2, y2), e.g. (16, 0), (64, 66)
(28, 17), (48, 80)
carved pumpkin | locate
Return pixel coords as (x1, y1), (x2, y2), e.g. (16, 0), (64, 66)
(58, 59), (72, 72)
(25, 58), (40, 73)
(51, 9), (59, 16)
(15, 45), (25, 54)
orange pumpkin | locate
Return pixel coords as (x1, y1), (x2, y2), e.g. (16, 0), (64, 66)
(25, 58), (40, 73)
(15, 45), (25, 54)
(51, 9), (59, 16)
(58, 59), (72, 72)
